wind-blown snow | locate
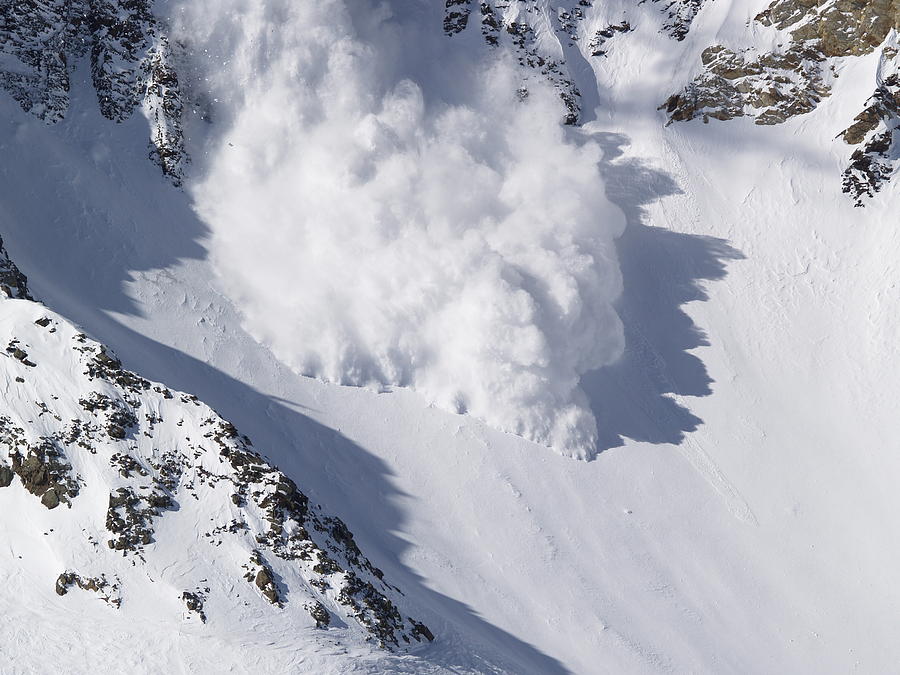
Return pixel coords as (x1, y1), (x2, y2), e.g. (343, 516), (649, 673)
(170, 0), (626, 458)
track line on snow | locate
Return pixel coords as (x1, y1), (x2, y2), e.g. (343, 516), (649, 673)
(666, 142), (757, 526)
(634, 137), (758, 526)
(673, 417), (758, 525)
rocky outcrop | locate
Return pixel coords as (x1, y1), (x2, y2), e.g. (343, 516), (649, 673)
(442, 1), (584, 123)
(756, 0), (898, 57)
(0, 239), (432, 649)
(653, 0), (707, 41)
(0, 0), (188, 185)
(181, 588), (207, 622)
(841, 45), (900, 204)
(587, 21), (633, 57)
(0, 237), (31, 300)
(56, 572), (121, 608)
(661, 43), (831, 125)
(663, 0), (900, 203)
(444, 0), (471, 35)
(441, 0), (712, 124)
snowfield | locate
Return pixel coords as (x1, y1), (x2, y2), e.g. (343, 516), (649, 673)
(0, 0), (898, 673)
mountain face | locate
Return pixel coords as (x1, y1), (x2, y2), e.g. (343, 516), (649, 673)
(2, 0), (899, 673)
(662, 0), (899, 203)
(0, 0), (186, 183)
(442, 0), (899, 205)
(0, 238), (431, 650)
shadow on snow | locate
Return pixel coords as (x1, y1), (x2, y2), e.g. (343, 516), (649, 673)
(0, 91), (568, 674)
(583, 132), (744, 454)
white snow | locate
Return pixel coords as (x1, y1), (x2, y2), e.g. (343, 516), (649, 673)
(0, 0), (899, 673)
(169, 0), (627, 458)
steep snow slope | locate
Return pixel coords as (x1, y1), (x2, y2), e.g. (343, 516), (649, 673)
(0, 244), (469, 672)
(1, 0), (899, 674)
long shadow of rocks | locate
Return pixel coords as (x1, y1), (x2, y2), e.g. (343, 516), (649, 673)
(582, 132), (744, 453)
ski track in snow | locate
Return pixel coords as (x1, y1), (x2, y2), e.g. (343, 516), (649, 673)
(655, 137), (759, 527)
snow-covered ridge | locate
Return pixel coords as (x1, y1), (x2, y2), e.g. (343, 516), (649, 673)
(0, 237), (432, 650)
(442, 0), (708, 123)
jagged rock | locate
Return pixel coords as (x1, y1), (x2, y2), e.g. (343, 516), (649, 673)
(143, 37), (188, 186)
(0, 238), (31, 300)
(661, 43), (831, 125)
(244, 550), (282, 606)
(654, 0), (707, 41)
(56, 571), (121, 607)
(106, 484), (174, 552)
(7, 341), (37, 367)
(306, 601), (331, 629)
(0, 0), (188, 185)
(181, 589), (207, 623)
(443, 1), (583, 124)
(588, 21), (633, 57)
(756, 0), (898, 57)
(41, 487), (60, 509)
(5, 434), (80, 509)
(663, 0), (900, 202)
(840, 45), (900, 204)
(443, 0), (471, 35)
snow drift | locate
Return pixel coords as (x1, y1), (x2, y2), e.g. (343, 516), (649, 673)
(169, 0), (626, 457)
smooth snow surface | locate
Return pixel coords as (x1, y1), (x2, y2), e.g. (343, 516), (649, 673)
(169, 0), (626, 458)
(1, 0), (899, 673)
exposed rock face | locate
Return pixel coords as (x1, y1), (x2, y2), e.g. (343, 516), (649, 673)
(181, 589), (207, 623)
(661, 43), (832, 125)
(841, 45), (900, 204)
(444, 0), (471, 34)
(56, 572), (121, 608)
(0, 0), (188, 185)
(0, 237), (31, 300)
(587, 21), (633, 57)
(442, 0), (704, 125)
(663, 0), (900, 203)
(0, 239), (432, 649)
(756, 0), (898, 57)
(654, 0), (708, 41)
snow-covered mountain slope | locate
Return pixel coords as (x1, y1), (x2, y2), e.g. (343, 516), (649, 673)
(1, 0), (899, 673)
(0, 240), (467, 672)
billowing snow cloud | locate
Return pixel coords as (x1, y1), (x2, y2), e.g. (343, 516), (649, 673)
(169, 0), (625, 458)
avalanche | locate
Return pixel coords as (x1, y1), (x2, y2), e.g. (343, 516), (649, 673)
(169, 0), (627, 458)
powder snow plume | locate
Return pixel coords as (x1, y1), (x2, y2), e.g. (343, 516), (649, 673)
(167, 0), (626, 458)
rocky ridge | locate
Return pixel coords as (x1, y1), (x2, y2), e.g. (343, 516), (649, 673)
(841, 41), (899, 203)
(0, 0), (188, 185)
(662, 0), (900, 202)
(0, 236), (432, 649)
(443, 0), (701, 124)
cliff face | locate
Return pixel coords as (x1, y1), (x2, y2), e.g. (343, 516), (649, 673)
(0, 0), (187, 184)
(441, 0), (704, 124)
(7, 0), (893, 204)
